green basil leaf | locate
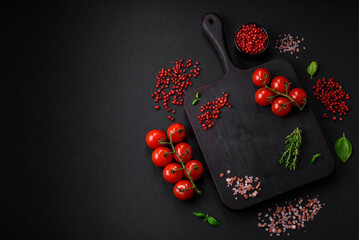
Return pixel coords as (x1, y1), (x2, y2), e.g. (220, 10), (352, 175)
(192, 212), (206, 218)
(335, 133), (352, 163)
(192, 99), (199, 105)
(196, 92), (200, 99)
(207, 216), (220, 226)
(307, 61), (318, 79)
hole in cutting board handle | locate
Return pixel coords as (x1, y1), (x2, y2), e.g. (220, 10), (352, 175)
(209, 18), (214, 24)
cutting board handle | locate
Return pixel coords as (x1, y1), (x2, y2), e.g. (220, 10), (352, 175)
(202, 13), (235, 74)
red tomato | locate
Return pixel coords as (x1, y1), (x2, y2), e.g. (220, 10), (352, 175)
(270, 76), (290, 94)
(173, 142), (193, 164)
(289, 88), (307, 107)
(146, 129), (167, 149)
(173, 180), (195, 200)
(167, 123), (187, 143)
(271, 97), (292, 117)
(255, 87), (275, 106)
(151, 147), (173, 167)
(163, 163), (184, 183)
(184, 160), (204, 181)
(252, 68), (271, 87)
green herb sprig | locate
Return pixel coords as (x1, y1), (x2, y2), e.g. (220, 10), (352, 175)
(335, 133), (352, 163)
(310, 153), (322, 164)
(279, 127), (303, 170)
(307, 61), (318, 79)
(192, 212), (220, 226)
(192, 92), (201, 105)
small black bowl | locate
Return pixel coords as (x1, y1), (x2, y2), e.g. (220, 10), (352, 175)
(234, 22), (269, 60)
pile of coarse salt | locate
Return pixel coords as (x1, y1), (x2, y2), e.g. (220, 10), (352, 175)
(220, 170), (261, 200)
(275, 34), (305, 59)
(257, 195), (324, 237)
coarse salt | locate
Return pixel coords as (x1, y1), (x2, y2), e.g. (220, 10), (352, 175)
(257, 196), (323, 236)
(275, 33), (305, 59)
(223, 170), (262, 199)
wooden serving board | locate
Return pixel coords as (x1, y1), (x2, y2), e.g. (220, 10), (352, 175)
(184, 13), (334, 210)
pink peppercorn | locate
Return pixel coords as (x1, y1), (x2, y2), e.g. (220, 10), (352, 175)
(151, 59), (201, 121)
(313, 77), (350, 122)
(235, 23), (268, 54)
(197, 92), (231, 130)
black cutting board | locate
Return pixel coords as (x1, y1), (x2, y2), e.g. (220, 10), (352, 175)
(184, 13), (334, 210)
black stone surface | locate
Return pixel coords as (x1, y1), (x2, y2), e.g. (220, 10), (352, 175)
(3, 1), (359, 239)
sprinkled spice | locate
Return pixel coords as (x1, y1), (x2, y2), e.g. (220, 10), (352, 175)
(275, 34), (305, 59)
(235, 23), (268, 54)
(313, 77), (350, 121)
(257, 196), (323, 237)
(197, 92), (231, 130)
(151, 59), (201, 121)
(225, 172), (261, 200)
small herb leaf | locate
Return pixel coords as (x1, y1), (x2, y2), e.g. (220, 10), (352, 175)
(207, 216), (220, 226)
(192, 99), (199, 105)
(335, 133), (352, 163)
(196, 92), (200, 99)
(193, 212), (220, 227)
(310, 153), (322, 164)
(307, 61), (318, 79)
(192, 212), (206, 218)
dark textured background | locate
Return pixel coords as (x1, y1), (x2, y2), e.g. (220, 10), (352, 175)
(3, 1), (359, 239)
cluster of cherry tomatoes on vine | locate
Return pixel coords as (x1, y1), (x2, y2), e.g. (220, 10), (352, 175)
(146, 123), (204, 200)
(252, 68), (307, 117)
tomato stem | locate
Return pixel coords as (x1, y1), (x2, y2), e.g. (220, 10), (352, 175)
(261, 74), (306, 111)
(277, 102), (291, 113)
(158, 140), (171, 145)
(178, 186), (195, 192)
(188, 165), (197, 175)
(170, 168), (184, 174)
(169, 129), (202, 195)
(163, 151), (174, 157)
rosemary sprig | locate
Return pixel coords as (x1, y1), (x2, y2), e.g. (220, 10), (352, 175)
(278, 127), (302, 170)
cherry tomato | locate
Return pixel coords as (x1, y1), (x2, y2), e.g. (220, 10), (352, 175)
(151, 147), (173, 167)
(289, 88), (307, 107)
(167, 123), (187, 143)
(270, 76), (290, 94)
(173, 180), (195, 200)
(271, 97), (292, 117)
(146, 129), (167, 149)
(255, 87), (275, 106)
(252, 68), (271, 87)
(163, 163), (184, 183)
(173, 142), (193, 164)
(184, 160), (204, 181)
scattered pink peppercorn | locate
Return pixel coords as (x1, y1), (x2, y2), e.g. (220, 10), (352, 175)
(151, 59), (201, 121)
(197, 92), (231, 130)
(313, 77), (350, 122)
